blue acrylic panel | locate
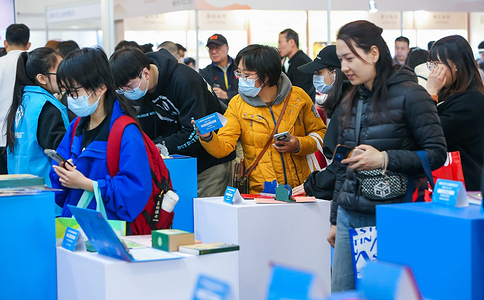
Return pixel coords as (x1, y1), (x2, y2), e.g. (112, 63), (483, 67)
(0, 192), (56, 299)
(165, 156), (197, 232)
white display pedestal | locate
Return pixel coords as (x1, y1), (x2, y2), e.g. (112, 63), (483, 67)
(194, 197), (332, 300)
(57, 247), (239, 300)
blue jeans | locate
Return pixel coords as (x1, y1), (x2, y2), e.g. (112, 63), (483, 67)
(331, 206), (376, 292)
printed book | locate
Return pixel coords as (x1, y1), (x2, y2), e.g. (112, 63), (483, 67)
(0, 174), (44, 188)
(178, 242), (239, 255)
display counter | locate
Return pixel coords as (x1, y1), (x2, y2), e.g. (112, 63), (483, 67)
(194, 197), (332, 299)
(377, 202), (484, 300)
(57, 246), (239, 300)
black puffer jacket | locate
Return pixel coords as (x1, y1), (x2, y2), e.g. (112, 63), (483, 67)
(331, 65), (447, 224)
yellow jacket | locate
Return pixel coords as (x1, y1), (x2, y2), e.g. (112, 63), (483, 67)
(200, 84), (327, 193)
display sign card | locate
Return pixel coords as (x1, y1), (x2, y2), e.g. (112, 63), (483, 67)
(195, 113), (227, 135)
(267, 263), (315, 300)
(192, 274), (231, 300)
(432, 179), (468, 207)
(223, 186), (243, 205)
(358, 261), (423, 300)
(62, 227), (85, 252)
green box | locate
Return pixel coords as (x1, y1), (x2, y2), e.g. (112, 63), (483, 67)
(152, 229), (195, 252)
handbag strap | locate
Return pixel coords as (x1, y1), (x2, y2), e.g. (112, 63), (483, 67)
(355, 98), (364, 145)
(76, 181), (108, 219)
(244, 91), (292, 179)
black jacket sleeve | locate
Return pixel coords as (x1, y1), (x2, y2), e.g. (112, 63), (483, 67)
(37, 102), (67, 150)
(387, 88), (447, 173)
(152, 71), (222, 155)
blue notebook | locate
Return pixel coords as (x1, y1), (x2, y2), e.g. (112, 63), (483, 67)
(68, 205), (182, 263)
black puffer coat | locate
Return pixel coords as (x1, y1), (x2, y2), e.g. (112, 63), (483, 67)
(330, 65), (447, 224)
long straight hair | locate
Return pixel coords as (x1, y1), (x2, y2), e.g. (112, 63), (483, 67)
(337, 20), (393, 127)
(323, 68), (348, 118)
(6, 47), (60, 152)
(57, 47), (138, 125)
(429, 35), (484, 101)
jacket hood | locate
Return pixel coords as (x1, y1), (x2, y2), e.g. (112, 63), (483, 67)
(147, 49), (179, 91)
(387, 64), (418, 86)
(239, 72), (292, 107)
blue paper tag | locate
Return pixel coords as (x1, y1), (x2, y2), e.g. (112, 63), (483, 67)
(432, 179), (468, 207)
(192, 274), (231, 300)
(195, 112), (227, 135)
(267, 264), (314, 300)
(223, 186), (243, 205)
(62, 227), (80, 252)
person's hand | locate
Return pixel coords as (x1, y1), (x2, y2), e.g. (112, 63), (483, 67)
(273, 134), (300, 153)
(341, 145), (383, 171)
(213, 87), (228, 100)
(426, 65), (447, 95)
(327, 225), (337, 248)
(292, 183), (306, 196)
(53, 160), (93, 191)
(190, 119), (212, 140)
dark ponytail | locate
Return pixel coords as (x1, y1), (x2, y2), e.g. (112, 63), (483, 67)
(337, 20), (393, 127)
(6, 47), (60, 152)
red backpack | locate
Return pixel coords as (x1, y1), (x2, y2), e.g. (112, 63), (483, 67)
(71, 116), (175, 235)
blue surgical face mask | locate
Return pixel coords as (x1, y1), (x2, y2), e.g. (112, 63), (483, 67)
(313, 71), (336, 94)
(67, 92), (100, 117)
(238, 77), (264, 97)
(122, 76), (149, 101)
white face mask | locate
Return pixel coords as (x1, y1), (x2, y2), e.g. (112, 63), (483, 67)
(67, 92), (100, 117)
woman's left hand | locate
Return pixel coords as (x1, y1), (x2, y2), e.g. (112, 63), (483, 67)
(273, 134), (300, 153)
(341, 145), (383, 171)
(53, 160), (93, 192)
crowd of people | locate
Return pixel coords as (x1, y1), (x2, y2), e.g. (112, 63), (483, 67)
(1, 20), (484, 293)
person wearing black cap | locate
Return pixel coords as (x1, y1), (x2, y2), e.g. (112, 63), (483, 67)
(200, 34), (239, 104)
(294, 45), (353, 250)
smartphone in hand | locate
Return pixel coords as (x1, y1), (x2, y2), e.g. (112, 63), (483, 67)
(332, 144), (355, 161)
(274, 131), (290, 146)
(44, 149), (74, 167)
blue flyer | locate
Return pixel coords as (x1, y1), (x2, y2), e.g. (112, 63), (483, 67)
(223, 186), (243, 205)
(62, 227), (80, 252)
(195, 112), (227, 135)
(432, 179), (468, 207)
(192, 274), (231, 300)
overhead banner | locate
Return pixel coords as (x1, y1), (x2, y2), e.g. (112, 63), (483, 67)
(0, 0), (15, 42)
(46, 3), (102, 24)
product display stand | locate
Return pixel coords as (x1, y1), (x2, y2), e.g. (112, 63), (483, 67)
(165, 156), (197, 232)
(0, 192), (56, 300)
(194, 197), (332, 299)
(377, 202), (484, 300)
(57, 247), (238, 300)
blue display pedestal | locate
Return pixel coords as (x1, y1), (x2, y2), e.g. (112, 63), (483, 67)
(165, 156), (197, 232)
(377, 203), (484, 300)
(0, 192), (56, 300)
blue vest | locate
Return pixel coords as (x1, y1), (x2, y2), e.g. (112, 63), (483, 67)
(7, 86), (69, 186)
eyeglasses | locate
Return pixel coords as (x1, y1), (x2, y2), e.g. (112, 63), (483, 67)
(317, 69), (335, 78)
(65, 86), (84, 100)
(234, 70), (258, 81)
(44, 72), (57, 76)
(426, 61), (442, 71)
(116, 70), (143, 94)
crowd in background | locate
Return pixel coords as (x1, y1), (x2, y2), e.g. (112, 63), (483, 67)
(1, 20), (484, 293)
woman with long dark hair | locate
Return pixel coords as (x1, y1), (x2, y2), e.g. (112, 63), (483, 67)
(426, 35), (484, 191)
(6, 47), (69, 186)
(50, 47), (152, 223)
(331, 20), (447, 291)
